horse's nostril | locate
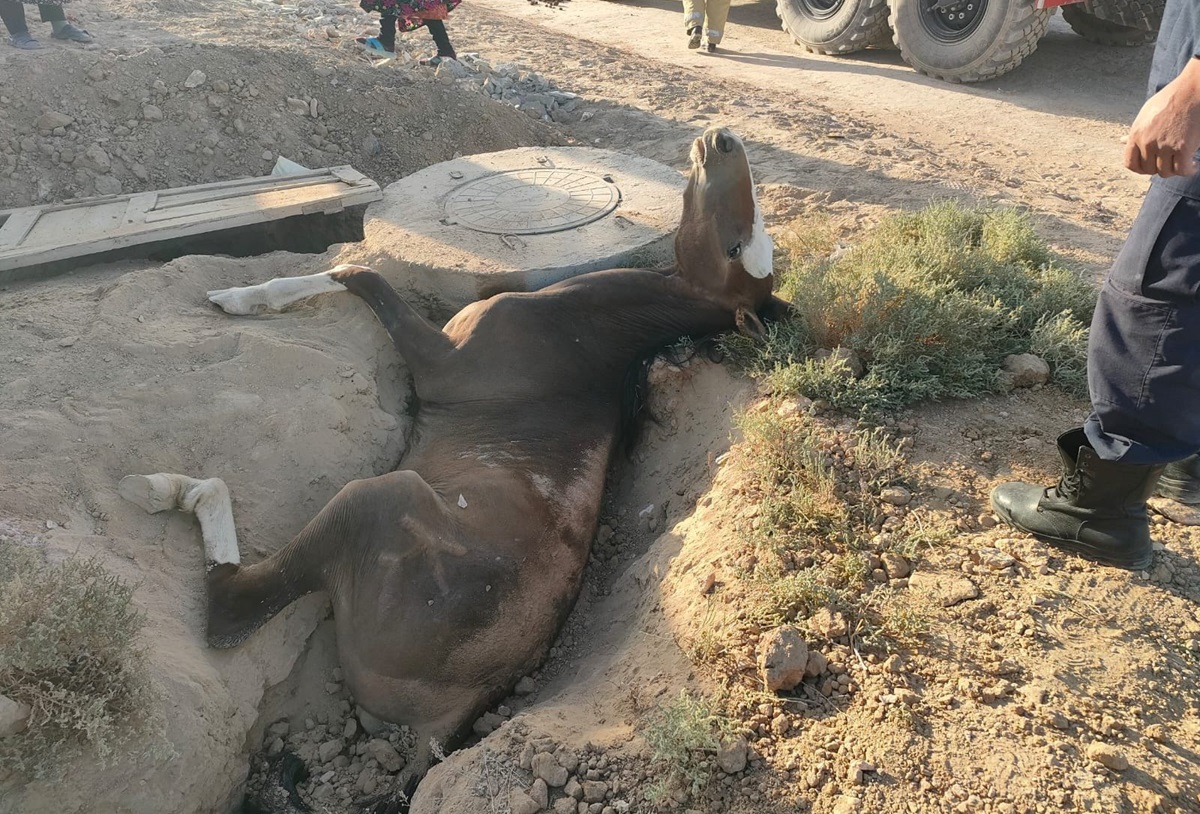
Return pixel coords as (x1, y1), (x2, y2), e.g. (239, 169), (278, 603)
(717, 132), (735, 154)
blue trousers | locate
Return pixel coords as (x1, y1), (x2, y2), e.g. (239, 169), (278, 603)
(1085, 178), (1200, 465)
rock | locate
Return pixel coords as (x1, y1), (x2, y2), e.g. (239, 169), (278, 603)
(805, 650), (828, 678)
(267, 720), (290, 739)
(974, 547), (1016, 571)
(94, 175), (123, 196)
(36, 111), (73, 131)
(771, 713), (791, 735)
(832, 795), (862, 814)
(1001, 353), (1050, 389)
(510, 790), (541, 814)
(716, 736), (748, 774)
(757, 625), (809, 692)
(564, 777), (583, 800)
(0, 694), (31, 737)
(909, 572), (979, 607)
(361, 134), (383, 156)
(582, 781), (607, 804)
(515, 677), (537, 695)
(366, 738), (404, 773)
(553, 798), (577, 814)
(142, 104), (164, 122)
(809, 608), (849, 639)
(184, 69), (207, 89)
(286, 97), (310, 115)
(343, 718), (357, 739)
(530, 778), (550, 809)
(317, 738), (344, 763)
(82, 145), (111, 172)
(815, 346), (864, 378)
(1086, 742), (1129, 771)
(880, 487), (912, 507)
(847, 761), (875, 785)
(881, 552), (910, 579)
(531, 752), (568, 788)
(213, 80), (230, 93)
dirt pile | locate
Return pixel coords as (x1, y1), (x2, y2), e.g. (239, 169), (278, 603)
(0, 36), (562, 209)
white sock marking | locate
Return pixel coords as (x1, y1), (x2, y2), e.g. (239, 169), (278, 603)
(207, 269), (350, 315)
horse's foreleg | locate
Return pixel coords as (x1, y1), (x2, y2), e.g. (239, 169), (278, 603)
(328, 265), (455, 388)
(120, 473), (319, 648)
(206, 269), (350, 315)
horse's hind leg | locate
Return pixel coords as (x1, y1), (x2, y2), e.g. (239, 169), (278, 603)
(120, 473), (319, 648)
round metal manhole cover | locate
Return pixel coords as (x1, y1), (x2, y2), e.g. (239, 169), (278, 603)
(444, 168), (620, 235)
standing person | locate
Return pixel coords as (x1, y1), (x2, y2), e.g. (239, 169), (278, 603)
(356, 0), (459, 65)
(1, 0), (92, 49)
(682, 0), (730, 53)
(991, 0), (1200, 570)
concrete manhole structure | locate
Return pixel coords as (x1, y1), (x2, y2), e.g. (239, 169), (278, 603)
(338, 147), (686, 311)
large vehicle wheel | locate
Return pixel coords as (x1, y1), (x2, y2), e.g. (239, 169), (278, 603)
(1061, 4), (1156, 46)
(889, 0), (1051, 83)
(776, 0), (892, 55)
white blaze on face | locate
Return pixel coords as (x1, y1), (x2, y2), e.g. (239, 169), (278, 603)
(741, 169), (774, 280)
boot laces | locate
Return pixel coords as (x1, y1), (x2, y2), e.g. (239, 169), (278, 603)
(1054, 470), (1080, 500)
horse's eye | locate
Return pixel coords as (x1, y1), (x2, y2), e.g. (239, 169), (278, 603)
(728, 243), (742, 259)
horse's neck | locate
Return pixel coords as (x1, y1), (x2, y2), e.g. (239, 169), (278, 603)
(553, 268), (734, 358)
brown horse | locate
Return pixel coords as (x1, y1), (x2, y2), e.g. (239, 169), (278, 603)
(120, 126), (780, 797)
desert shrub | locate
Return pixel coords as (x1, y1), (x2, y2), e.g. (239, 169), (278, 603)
(0, 541), (162, 779)
(723, 202), (1096, 416)
(642, 690), (736, 802)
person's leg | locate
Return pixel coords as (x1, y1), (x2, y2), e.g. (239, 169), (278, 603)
(378, 11), (397, 51)
(703, 0), (731, 48)
(0, 1), (31, 39)
(37, 4), (64, 23)
(991, 182), (1200, 568)
(682, 0), (704, 47)
(40, 3), (93, 42)
(425, 18), (454, 58)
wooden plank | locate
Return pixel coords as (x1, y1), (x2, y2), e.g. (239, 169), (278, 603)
(0, 166), (382, 276)
(0, 209), (42, 249)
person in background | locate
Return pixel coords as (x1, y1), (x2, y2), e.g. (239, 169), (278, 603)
(682, 0), (730, 53)
(0, 0), (92, 49)
(356, 0), (459, 66)
(991, 0), (1200, 570)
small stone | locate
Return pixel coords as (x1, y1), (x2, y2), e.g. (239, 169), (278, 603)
(58, 336), (78, 348)
(1001, 353), (1050, 389)
(553, 799), (577, 814)
(833, 795), (862, 814)
(267, 737), (285, 756)
(716, 736), (748, 773)
(974, 547), (1016, 571)
(530, 778), (550, 809)
(343, 718), (357, 739)
(36, 111), (73, 131)
(564, 777), (583, 800)
(771, 713), (791, 735)
(142, 104), (164, 122)
(881, 552), (910, 579)
(1144, 724), (1167, 743)
(805, 650), (828, 678)
(510, 790), (541, 814)
(880, 487), (912, 507)
(286, 97), (310, 115)
(1086, 742), (1129, 771)
(815, 346), (864, 378)
(184, 69), (207, 88)
(213, 79), (230, 93)
(582, 781), (608, 804)
(757, 625), (809, 692)
(848, 761), (875, 784)
(515, 677), (537, 695)
(809, 608), (849, 639)
(909, 572), (979, 607)
(366, 739), (403, 773)
(0, 694), (31, 737)
(317, 739), (344, 763)
(532, 752), (568, 787)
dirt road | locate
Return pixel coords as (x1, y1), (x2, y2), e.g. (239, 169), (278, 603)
(459, 0), (1156, 265)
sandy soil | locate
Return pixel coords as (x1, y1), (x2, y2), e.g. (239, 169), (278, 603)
(1, 1), (1197, 813)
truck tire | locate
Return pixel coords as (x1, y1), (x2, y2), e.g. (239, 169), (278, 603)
(1073, 0), (1163, 31)
(776, 0), (892, 55)
(889, 0), (1051, 83)
(1061, 4), (1156, 46)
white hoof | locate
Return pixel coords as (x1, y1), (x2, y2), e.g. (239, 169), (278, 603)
(206, 286), (264, 316)
(119, 473), (184, 514)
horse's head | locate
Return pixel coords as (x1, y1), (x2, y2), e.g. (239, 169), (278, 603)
(675, 126), (775, 337)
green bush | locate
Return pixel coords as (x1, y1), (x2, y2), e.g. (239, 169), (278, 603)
(724, 202), (1096, 416)
(642, 690), (736, 802)
(0, 542), (162, 779)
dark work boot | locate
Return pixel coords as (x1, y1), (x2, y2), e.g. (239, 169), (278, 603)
(990, 429), (1164, 570)
(1156, 453), (1200, 505)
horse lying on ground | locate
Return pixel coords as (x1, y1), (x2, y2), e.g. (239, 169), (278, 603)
(120, 126), (782, 805)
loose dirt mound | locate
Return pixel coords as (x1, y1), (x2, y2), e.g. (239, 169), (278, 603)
(0, 39), (555, 208)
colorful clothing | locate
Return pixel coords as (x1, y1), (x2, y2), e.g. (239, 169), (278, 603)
(360, 0), (459, 32)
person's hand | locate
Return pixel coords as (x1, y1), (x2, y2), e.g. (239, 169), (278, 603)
(1125, 58), (1200, 177)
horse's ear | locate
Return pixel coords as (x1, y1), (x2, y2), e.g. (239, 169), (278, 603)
(735, 307), (767, 342)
